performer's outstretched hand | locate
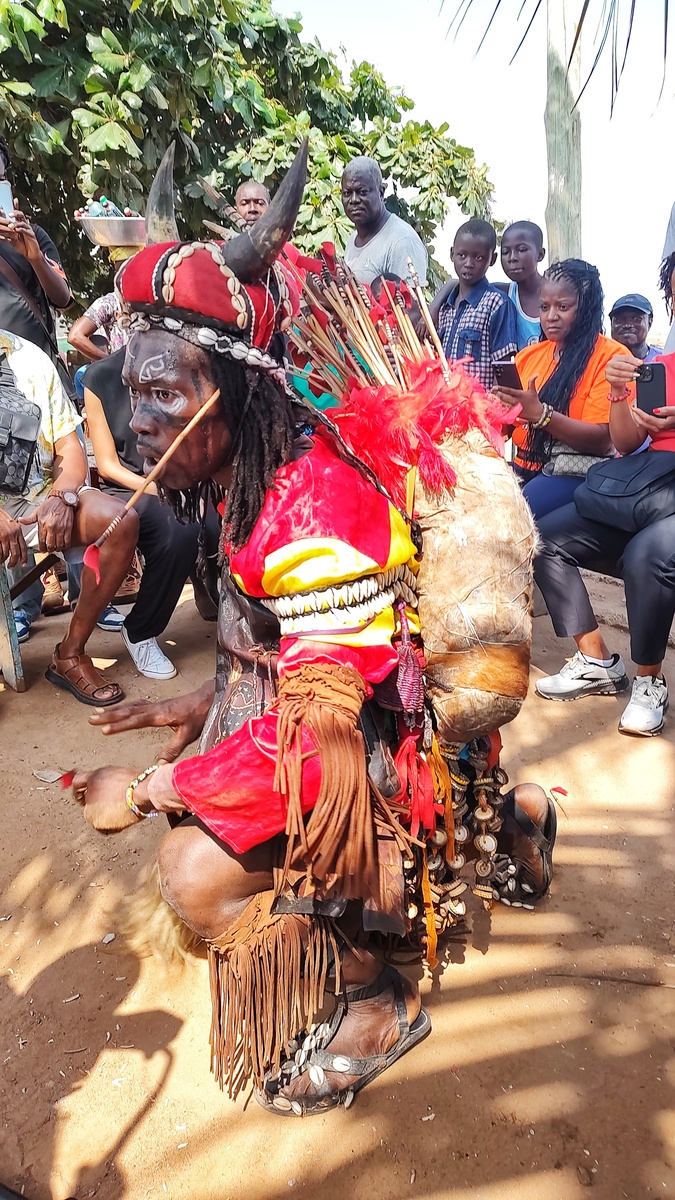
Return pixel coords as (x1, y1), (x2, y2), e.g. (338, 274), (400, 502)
(87, 680), (215, 764)
(72, 768), (143, 833)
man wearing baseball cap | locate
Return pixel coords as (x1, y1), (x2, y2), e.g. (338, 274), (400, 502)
(609, 294), (660, 363)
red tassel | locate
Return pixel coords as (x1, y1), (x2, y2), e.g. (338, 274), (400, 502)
(394, 736), (435, 841)
(83, 543), (101, 585)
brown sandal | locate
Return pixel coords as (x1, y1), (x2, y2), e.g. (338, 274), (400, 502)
(45, 643), (125, 707)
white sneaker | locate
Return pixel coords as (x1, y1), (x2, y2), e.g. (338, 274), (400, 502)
(122, 626), (177, 679)
(535, 651), (629, 701)
(619, 675), (669, 736)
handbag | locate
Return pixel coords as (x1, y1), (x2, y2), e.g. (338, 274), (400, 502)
(543, 438), (613, 478)
(574, 449), (675, 532)
(0, 350), (41, 494)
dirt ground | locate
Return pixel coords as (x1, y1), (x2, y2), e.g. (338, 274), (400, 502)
(1, 584), (674, 1200)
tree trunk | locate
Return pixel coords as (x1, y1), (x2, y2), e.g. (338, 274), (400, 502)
(544, 0), (582, 262)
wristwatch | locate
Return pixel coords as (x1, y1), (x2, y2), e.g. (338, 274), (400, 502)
(49, 489), (80, 508)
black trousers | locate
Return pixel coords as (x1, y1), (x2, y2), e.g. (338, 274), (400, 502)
(105, 489), (212, 642)
(534, 502), (675, 666)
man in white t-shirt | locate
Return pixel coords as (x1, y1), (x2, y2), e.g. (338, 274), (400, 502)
(341, 156), (427, 287)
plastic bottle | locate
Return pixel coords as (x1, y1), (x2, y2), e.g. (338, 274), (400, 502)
(101, 196), (124, 217)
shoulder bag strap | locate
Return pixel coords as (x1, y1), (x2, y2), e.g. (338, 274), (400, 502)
(0, 253), (77, 402)
(0, 251), (62, 359)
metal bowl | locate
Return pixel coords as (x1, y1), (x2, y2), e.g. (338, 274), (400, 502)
(76, 216), (146, 247)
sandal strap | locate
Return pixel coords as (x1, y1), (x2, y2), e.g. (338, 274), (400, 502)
(502, 791), (552, 855)
(308, 1048), (389, 1077)
(51, 644), (122, 700)
(341, 963), (402, 1005)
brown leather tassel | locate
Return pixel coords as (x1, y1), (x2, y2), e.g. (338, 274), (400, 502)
(208, 891), (340, 1099)
(273, 663), (378, 900)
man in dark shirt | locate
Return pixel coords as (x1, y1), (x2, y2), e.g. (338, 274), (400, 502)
(609, 294), (660, 363)
(0, 135), (72, 380)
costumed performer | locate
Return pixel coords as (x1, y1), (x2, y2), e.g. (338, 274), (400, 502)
(71, 143), (555, 1115)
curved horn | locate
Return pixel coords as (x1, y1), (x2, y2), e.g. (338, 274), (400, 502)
(145, 143), (179, 245)
(221, 138), (308, 283)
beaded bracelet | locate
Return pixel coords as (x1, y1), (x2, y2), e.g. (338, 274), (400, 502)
(126, 764), (160, 819)
(530, 402), (553, 430)
(608, 387), (632, 404)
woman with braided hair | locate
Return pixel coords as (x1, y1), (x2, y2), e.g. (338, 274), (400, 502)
(495, 259), (634, 519)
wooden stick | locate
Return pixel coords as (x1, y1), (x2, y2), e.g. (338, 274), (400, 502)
(92, 387), (221, 548)
(407, 257), (452, 382)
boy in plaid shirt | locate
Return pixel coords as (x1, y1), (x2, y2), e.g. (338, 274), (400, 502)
(435, 219), (517, 390)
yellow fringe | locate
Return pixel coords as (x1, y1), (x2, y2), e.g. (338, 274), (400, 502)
(420, 854), (438, 969)
(426, 734), (455, 863)
(117, 862), (202, 967)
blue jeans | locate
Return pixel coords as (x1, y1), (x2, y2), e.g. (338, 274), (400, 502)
(521, 473), (582, 520)
(8, 554), (43, 626)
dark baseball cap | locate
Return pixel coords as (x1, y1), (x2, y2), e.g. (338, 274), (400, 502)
(610, 293), (653, 317)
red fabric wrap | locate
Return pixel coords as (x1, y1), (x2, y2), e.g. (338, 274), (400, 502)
(171, 711), (322, 853)
(394, 736), (436, 841)
(226, 436), (397, 596)
(117, 240), (293, 351)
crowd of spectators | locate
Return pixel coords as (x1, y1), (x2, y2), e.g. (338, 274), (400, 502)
(2, 137), (675, 737)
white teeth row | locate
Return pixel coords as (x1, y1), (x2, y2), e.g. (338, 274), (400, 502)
(277, 582), (419, 636)
(261, 565), (418, 619)
(279, 588), (398, 635)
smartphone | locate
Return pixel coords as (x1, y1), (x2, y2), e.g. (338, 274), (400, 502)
(493, 360), (522, 390)
(0, 180), (14, 219)
(636, 361), (668, 417)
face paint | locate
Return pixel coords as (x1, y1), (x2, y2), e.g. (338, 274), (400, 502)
(138, 351), (177, 384)
(153, 390), (189, 418)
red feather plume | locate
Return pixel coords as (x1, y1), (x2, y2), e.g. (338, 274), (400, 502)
(329, 359), (520, 509)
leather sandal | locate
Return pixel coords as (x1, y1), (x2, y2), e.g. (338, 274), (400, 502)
(45, 643), (124, 707)
(255, 964), (431, 1116)
(491, 789), (557, 909)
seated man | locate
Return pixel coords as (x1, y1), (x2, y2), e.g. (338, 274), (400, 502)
(0, 329), (139, 704)
(83, 346), (219, 679)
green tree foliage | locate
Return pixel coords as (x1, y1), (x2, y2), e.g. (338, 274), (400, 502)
(0, 0), (493, 301)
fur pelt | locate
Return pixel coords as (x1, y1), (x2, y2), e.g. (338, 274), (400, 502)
(118, 861), (202, 966)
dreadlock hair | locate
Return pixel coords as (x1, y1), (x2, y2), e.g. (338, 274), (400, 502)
(659, 252), (675, 321)
(526, 258), (604, 465)
(158, 354), (297, 557)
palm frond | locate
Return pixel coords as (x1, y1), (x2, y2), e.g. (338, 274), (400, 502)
(442, 0), (671, 109)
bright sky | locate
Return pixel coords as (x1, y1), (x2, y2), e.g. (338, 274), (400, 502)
(294, 0), (675, 342)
